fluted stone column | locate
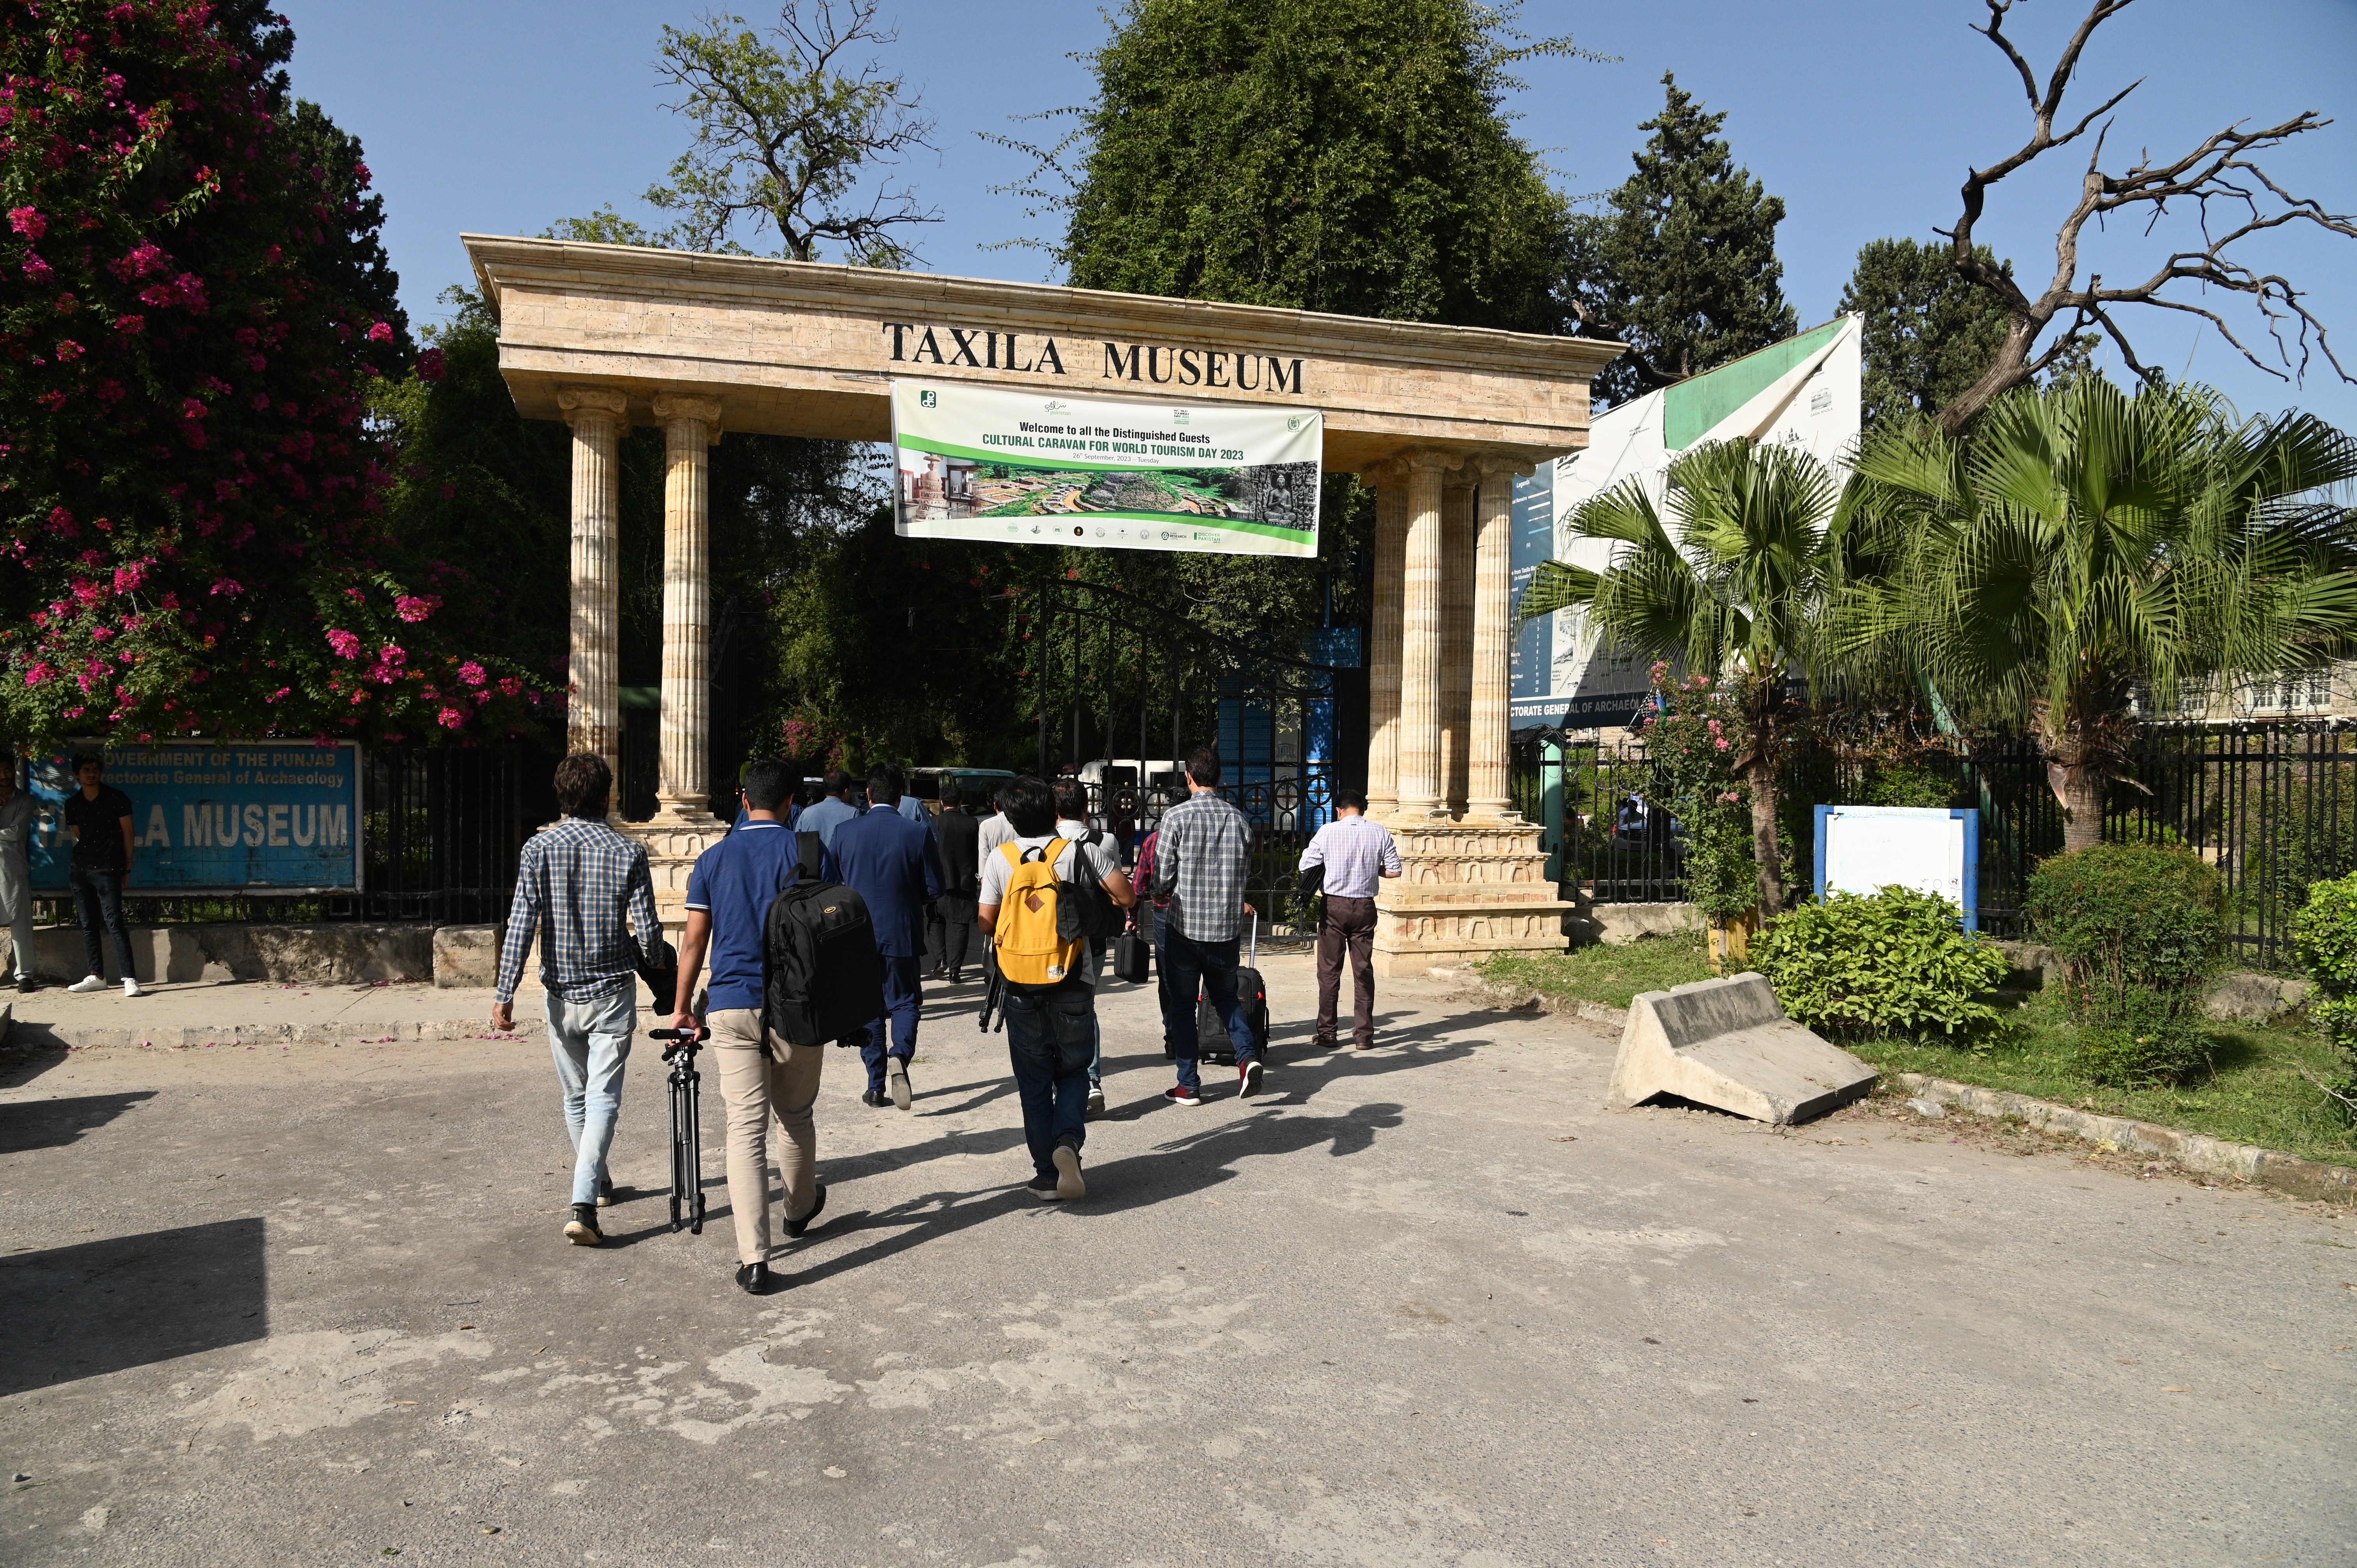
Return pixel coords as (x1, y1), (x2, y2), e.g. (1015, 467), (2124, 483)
(559, 387), (627, 803)
(1362, 460), (1408, 818)
(1439, 472), (1476, 817)
(651, 392), (723, 824)
(1396, 450), (1453, 819)
(1469, 457), (1530, 821)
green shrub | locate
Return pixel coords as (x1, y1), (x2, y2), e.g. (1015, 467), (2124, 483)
(2025, 844), (2225, 1087)
(2077, 985), (2210, 1088)
(2291, 871), (2357, 1115)
(2023, 843), (2225, 998)
(1750, 885), (2008, 1040)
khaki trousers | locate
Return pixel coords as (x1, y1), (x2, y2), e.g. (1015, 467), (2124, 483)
(707, 1008), (825, 1266)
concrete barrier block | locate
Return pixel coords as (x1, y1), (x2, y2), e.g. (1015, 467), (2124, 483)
(1610, 972), (1878, 1125)
(2203, 970), (2311, 1023)
(5, 924), (233, 984)
(1567, 901), (1703, 948)
(433, 924), (504, 989)
(197, 923), (431, 984)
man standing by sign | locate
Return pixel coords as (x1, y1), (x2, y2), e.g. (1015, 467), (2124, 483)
(63, 755), (140, 997)
(0, 765), (35, 993)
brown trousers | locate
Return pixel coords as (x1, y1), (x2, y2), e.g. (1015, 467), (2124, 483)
(708, 1008), (826, 1266)
(1315, 895), (1378, 1045)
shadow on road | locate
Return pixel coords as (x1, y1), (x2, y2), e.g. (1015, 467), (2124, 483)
(0, 1090), (157, 1154)
(0, 1217), (267, 1397)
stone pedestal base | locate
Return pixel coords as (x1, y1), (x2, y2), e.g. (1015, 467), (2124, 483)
(1372, 818), (1569, 978)
(619, 819), (728, 933)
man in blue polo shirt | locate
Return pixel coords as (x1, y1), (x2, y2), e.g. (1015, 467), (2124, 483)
(672, 757), (827, 1296)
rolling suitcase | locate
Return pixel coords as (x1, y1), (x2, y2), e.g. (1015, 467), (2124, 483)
(1187, 915), (1269, 1066)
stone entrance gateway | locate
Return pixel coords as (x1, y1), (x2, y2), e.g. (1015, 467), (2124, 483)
(464, 236), (1622, 974)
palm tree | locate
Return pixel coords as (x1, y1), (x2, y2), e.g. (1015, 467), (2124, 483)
(1839, 378), (2357, 851)
(1520, 438), (1846, 913)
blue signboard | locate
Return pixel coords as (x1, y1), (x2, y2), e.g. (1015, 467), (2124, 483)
(1509, 463), (1555, 724)
(29, 742), (363, 893)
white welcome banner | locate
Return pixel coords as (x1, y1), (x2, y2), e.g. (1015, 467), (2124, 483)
(891, 378), (1322, 557)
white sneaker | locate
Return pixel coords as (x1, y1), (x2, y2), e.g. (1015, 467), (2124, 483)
(67, 975), (106, 994)
(122, 977), (144, 998)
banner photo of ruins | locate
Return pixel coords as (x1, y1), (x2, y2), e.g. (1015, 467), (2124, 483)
(891, 378), (1323, 557)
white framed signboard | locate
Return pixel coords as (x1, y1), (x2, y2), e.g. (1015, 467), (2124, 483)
(890, 378), (1322, 558)
(1813, 805), (1979, 929)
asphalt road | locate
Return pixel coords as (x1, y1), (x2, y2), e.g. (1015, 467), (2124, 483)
(3, 957), (2353, 1567)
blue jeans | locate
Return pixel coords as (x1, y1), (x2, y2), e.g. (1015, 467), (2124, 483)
(546, 986), (637, 1206)
(1004, 983), (1094, 1180)
(70, 866), (135, 982)
(862, 953), (922, 1091)
(1160, 927), (1255, 1093)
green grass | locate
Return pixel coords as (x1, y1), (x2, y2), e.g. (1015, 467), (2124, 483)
(1850, 989), (2357, 1168)
(1484, 934), (2357, 1167)
(1481, 931), (1717, 1012)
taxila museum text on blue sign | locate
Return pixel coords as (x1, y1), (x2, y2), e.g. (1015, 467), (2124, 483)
(29, 742), (362, 893)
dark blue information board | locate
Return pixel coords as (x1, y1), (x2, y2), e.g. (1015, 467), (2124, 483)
(29, 742), (363, 893)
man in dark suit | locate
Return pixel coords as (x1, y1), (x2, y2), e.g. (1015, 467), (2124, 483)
(826, 764), (945, 1111)
(931, 786), (982, 983)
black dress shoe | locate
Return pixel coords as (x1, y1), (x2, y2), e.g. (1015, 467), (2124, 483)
(783, 1181), (828, 1238)
(861, 1089), (889, 1108)
(15, 976), (35, 994)
(735, 1260), (780, 1294)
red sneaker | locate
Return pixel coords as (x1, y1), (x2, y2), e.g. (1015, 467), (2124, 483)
(1239, 1059), (1264, 1097)
(1163, 1084), (1203, 1107)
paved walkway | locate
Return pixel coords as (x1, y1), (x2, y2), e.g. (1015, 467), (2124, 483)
(2, 957), (2352, 1565)
(4, 975), (544, 1050)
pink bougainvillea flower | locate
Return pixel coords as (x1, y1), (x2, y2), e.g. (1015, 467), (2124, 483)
(22, 253), (52, 281)
(366, 321), (393, 343)
(325, 628), (361, 659)
(8, 205), (46, 239)
(208, 577), (242, 596)
(113, 313), (145, 333)
(416, 347), (446, 382)
(457, 660), (486, 687)
(393, 594), (439, 622)
(437, 706), (465, 730)
(55, 339), (83, 361)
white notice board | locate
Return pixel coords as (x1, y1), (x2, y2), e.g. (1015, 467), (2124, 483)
(1813, 806), (1979, 929)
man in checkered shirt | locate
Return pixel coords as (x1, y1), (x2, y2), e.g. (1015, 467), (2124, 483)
(491, 754), (664, 1248)
(1152, 746), (1263, 1104)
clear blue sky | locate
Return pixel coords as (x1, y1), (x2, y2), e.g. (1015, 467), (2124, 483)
(286, 0), (2357, 429)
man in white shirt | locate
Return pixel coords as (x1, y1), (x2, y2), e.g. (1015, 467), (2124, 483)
(1298, 789), (1402, 1050)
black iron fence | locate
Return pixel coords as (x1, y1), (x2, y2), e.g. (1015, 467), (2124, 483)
(37, 745), (549, 927)
(1074, 766), (1336, 933)
(1516, 722), (2357, 968)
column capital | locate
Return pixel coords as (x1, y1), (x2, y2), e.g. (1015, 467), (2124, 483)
(1402, 446), (1463, 474)
(557, 385), (629, 425)
(1359, 457), (1408, 487)
(650, 391), (724, 439)
(1472, 453), (1537, 481)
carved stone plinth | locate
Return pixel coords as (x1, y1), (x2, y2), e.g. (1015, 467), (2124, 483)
(619, 820), (729, 933)
(1372, 820), (1569, 976)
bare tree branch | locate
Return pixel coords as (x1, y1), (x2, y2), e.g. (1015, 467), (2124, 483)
(1935, 0), (2355, 430)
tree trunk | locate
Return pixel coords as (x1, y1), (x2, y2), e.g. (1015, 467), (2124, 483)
(1747, 756), (1784, 914)
(1936, 312), (2042, 434)
(2059, 764), (2106, 852)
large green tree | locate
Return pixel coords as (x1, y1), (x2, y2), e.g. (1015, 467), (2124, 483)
(1563, 74), (1799, 408)
(1839, 238), (2014, 430)
(1049, 0), (1590, 330)
(0, 0), (540, 745)
(1841, 379), (2357, 850)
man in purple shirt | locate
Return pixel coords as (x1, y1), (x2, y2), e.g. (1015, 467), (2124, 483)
(1298, 790), (1402, 1050)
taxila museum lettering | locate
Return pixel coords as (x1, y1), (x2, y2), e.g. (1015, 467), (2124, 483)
(881, 322), (1305, 395)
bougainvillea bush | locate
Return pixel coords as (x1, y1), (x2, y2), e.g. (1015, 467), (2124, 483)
(1633, 660), (1759, 919)
(0, 0), (543, 744)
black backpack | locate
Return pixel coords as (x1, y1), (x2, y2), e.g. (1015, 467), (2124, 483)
(762, 830), (885, 1048)
(1054, 829), (1124, 942)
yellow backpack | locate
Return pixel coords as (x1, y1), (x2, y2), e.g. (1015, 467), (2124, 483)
(994, 841), (1085, 988)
